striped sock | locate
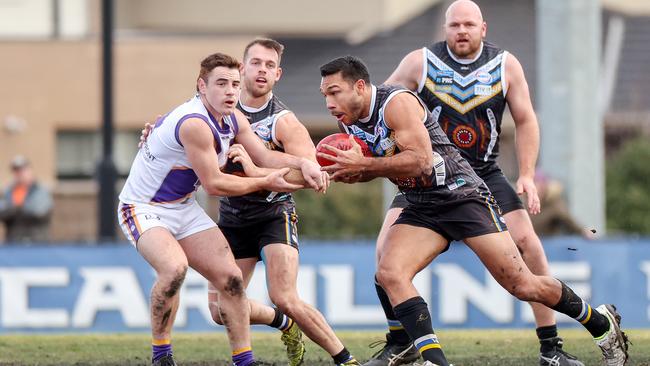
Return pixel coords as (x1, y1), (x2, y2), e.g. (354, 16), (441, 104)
(152, 339), (172, 362)
(551, 281), (609, 337)
(270, 308), (293, 332)
(414, 334), (445, 363)
(375, 277), (410, 344)
(332, 347), (354, 365)
(393, 297), (449, 366)
(232, 347), (255, 366)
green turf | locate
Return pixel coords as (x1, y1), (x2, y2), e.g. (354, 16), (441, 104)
(0, 329), (648, 365)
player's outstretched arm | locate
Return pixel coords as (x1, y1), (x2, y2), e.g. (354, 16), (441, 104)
(275, 112), (330, 191)
(321, 93), (433, 181)
(384, 49), (423, 91)
(233, 109), (325, 191)
(226, 142), (324, 191)
(505, 53), (541, 214)
(179, 117), (301, 196)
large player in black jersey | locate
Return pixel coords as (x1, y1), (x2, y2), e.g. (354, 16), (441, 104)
(207, 39), (361, 366)
(318, 55), (627, 366)
(359, 1), (592, 366)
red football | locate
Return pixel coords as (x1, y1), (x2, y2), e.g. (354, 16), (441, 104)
(316, 133), (372, 167)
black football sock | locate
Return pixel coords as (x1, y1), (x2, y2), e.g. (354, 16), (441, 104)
(393, 296), (448, 366)
(375, 276), (411, 344)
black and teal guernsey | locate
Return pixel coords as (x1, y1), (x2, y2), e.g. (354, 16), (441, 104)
(218, 94), (295, 226)
(341, 84), (482, 203)
(417, 41), (508, 175)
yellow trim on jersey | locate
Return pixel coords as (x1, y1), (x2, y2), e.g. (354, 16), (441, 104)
(484, 195), (503, 232)
(425, 79), (503, 115)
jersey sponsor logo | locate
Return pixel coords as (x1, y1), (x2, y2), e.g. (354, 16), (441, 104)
(142, 141), (156, 161)
(474, 84), (493, 96)
(447, 178), (467, 190)
(435, 70), (454, 84)
(434, 70), (454, 93)
(252, 123), (271, 140)
(476, 71), (493, 84)
(432, 152), (446, 186)
(451, 125), (477, 148)
(427, 81), (503, 114)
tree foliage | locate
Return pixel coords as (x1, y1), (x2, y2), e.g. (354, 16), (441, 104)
(606, 137), (650, 234)
(293, 179), (385, 239)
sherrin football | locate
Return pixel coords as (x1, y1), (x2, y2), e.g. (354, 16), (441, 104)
(316, 133), (372, 167)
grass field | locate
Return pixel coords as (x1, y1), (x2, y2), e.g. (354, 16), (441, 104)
(0, 329), (648, 366)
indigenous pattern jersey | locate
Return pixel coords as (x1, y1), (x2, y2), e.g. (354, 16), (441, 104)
(417, 41), (508, 175)
(218, 94), (296, 226)
(341, 84), (482, 202)
(119, 94), (238, 208)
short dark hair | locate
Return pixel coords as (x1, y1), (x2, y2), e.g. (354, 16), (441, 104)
(197, 52), (241, 90)
(243, 38), (285, 64)
(320, 56), (371, 84)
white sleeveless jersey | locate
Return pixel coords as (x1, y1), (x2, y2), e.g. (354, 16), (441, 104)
(119, 94), (239, 208)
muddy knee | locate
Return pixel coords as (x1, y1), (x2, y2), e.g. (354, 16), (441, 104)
(159, 264), (188, 298)
(214, 273), (245, 298)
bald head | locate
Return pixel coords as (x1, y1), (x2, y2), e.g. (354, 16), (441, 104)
(443, 0), (486, 59)
(445, 0), (483, 24)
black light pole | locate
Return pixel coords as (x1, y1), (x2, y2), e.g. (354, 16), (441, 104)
(98, 0), (117, 241)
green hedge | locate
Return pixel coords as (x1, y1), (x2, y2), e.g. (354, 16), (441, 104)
(606, 137), (650, 234)
(293, 179), (385, 240)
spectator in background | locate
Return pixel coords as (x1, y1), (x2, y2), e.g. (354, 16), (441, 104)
(0, 155), (52, 243)
(531, 169), (594, 238)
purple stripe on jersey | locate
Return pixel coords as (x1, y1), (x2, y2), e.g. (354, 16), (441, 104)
(154, 112), (171, 128)
(151, 168), (199, 203)
(121, 204), (141, 242)
(214, 114), (238, 155)
(174, 113), (213, 147)
(231, 113), (239, 135)
(207, 110), (233, 134)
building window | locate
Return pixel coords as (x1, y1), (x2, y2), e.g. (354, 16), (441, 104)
(56, 130), (139, 179)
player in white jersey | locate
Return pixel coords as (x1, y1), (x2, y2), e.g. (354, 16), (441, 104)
(139, 39), (360, 366)
(118, 52), (326, 366)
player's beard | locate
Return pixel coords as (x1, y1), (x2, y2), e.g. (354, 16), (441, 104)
(450, 39), (481, 58)
(246, 78), (273, 98)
